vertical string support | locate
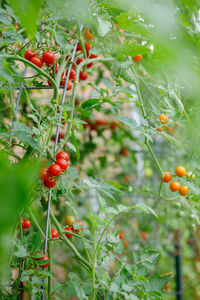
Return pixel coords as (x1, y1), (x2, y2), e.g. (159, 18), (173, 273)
(41, 24), (83, 300)
(174, 230), (183, 300)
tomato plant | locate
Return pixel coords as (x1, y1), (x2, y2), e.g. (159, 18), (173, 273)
(0, 0), (200, 299)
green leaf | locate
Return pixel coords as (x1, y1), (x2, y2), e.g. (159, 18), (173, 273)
(113, 41), (151, 57)
(81, 99), (100, 109)
(149, 274), (171, 293)
(112, 62), (135, 84)
(115, 116), (137, 129)
(8, 0), (42, 37)
(13, 121), (40, 150)
(14, 244), (28, 258)
(97, 17), (112, 37)
(27, 232), (42, 252)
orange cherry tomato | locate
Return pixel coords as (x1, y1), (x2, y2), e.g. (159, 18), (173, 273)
(123, 241), (128, 248)
(179, 185), (189, 196)
(170, 181), (180, 192)
(84, 28), (94, 41)
(132, 55), (142, 62)
(175, 166), (186, 177)
(163, 172), (172, 183)
(158, 114), (168, 124)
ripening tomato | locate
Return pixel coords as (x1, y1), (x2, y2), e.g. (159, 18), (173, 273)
(56, 151), (69, 161)
(39, 168), (49, 180)
(48, 163), (61, 177)
(179, 185), (189, 196)
(76, 42), (82, 52)
(79, 71), (88, 81)
(84, 28), (94, 41)
(158, 114), (168, 124)
(157, 128), (162, 132)
(38, 255), (49, 268)
(22, 219), (31, 229)
(30, 57), (43, 68)
(76, 57), (84, 65)
(65, 216), (75, 226)
(64, 227), (74, 239)
(132, 55), (142, 63)
(40, 157), (47, 167)
(164, 282), (170, 291)
(111, 122), (117, 130)
(163, 172), (172, 183)
(87, 54), (98, 68)
(175, 166), (186, 177)
(96, 119), (108, 126)
(56, 159), (68, 171)
(48, 80), (53, 86)
(123, 241), (128, 248)
(67, 80), (72, 90)
(121, 148), (129, 156)
(124, 175), (130, 182)
(85, 42), (92, 55)
(43, 177), (56, 188)
(141, 232), (147, 240)
(73, 220), (83, 233)
(186, 172), (195, 179)
(119, 232), (124, 240)
(25, 50), (35, 61)
(51, 229), (59, 238)
(69, 69), (76, 80)
(42, 51), (55, 66)
(170, 181), (180, 192)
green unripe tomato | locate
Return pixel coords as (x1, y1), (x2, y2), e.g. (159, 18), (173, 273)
(144, 167), (153, 178)
(173, 202), (181, 209)
(177, 211), (184, 217)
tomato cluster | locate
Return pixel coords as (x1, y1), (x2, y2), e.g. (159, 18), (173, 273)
(39, 151), (69, 188)
(118, 232), (128, 248)
(163, 166), (189, 196)
(64, 216), (83, 239)
(25, 50), (55, 68)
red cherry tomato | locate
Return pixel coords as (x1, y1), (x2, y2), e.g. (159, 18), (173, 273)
(25, 50), (35, 61)
(48, 164), (61, 177)
(43, 177), (56, 188)
(67, 80), (72, 90)
(119, 232), (124, 240)
(56, 151), (69, 161)
(39, 168), (49, 180)
(64, 227), (74, 239)
(76, 42), (82, 52)
(30, 57), (43, 68)
(141, 232), (147, 240)
(39, 255), (49, 268)
(48, 80), (53, 86)
(90, 54), (98, 59)
(132, 55), (142, 63)
(42, 51), (55, 66)
(79, 71), (88, 81)
(87, 62), (93, 68)
(73, 220), (83, 233)
(56, 159), (68, 171)
(51, 229), (59, 238)
(22, 219), (31, 229)
(69, 69), (76, 80)
(76, 57), (84, 65)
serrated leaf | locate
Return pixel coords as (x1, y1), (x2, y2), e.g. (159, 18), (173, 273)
(97, 17), (112, 37)
(115, 116), (137, 129)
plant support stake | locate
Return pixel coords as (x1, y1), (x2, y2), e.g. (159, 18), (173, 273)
(41, 24), (83, 300)
(9, 67), (28, 145)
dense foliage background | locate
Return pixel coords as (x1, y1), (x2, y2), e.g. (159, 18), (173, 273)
(0, 0), (200, 299)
